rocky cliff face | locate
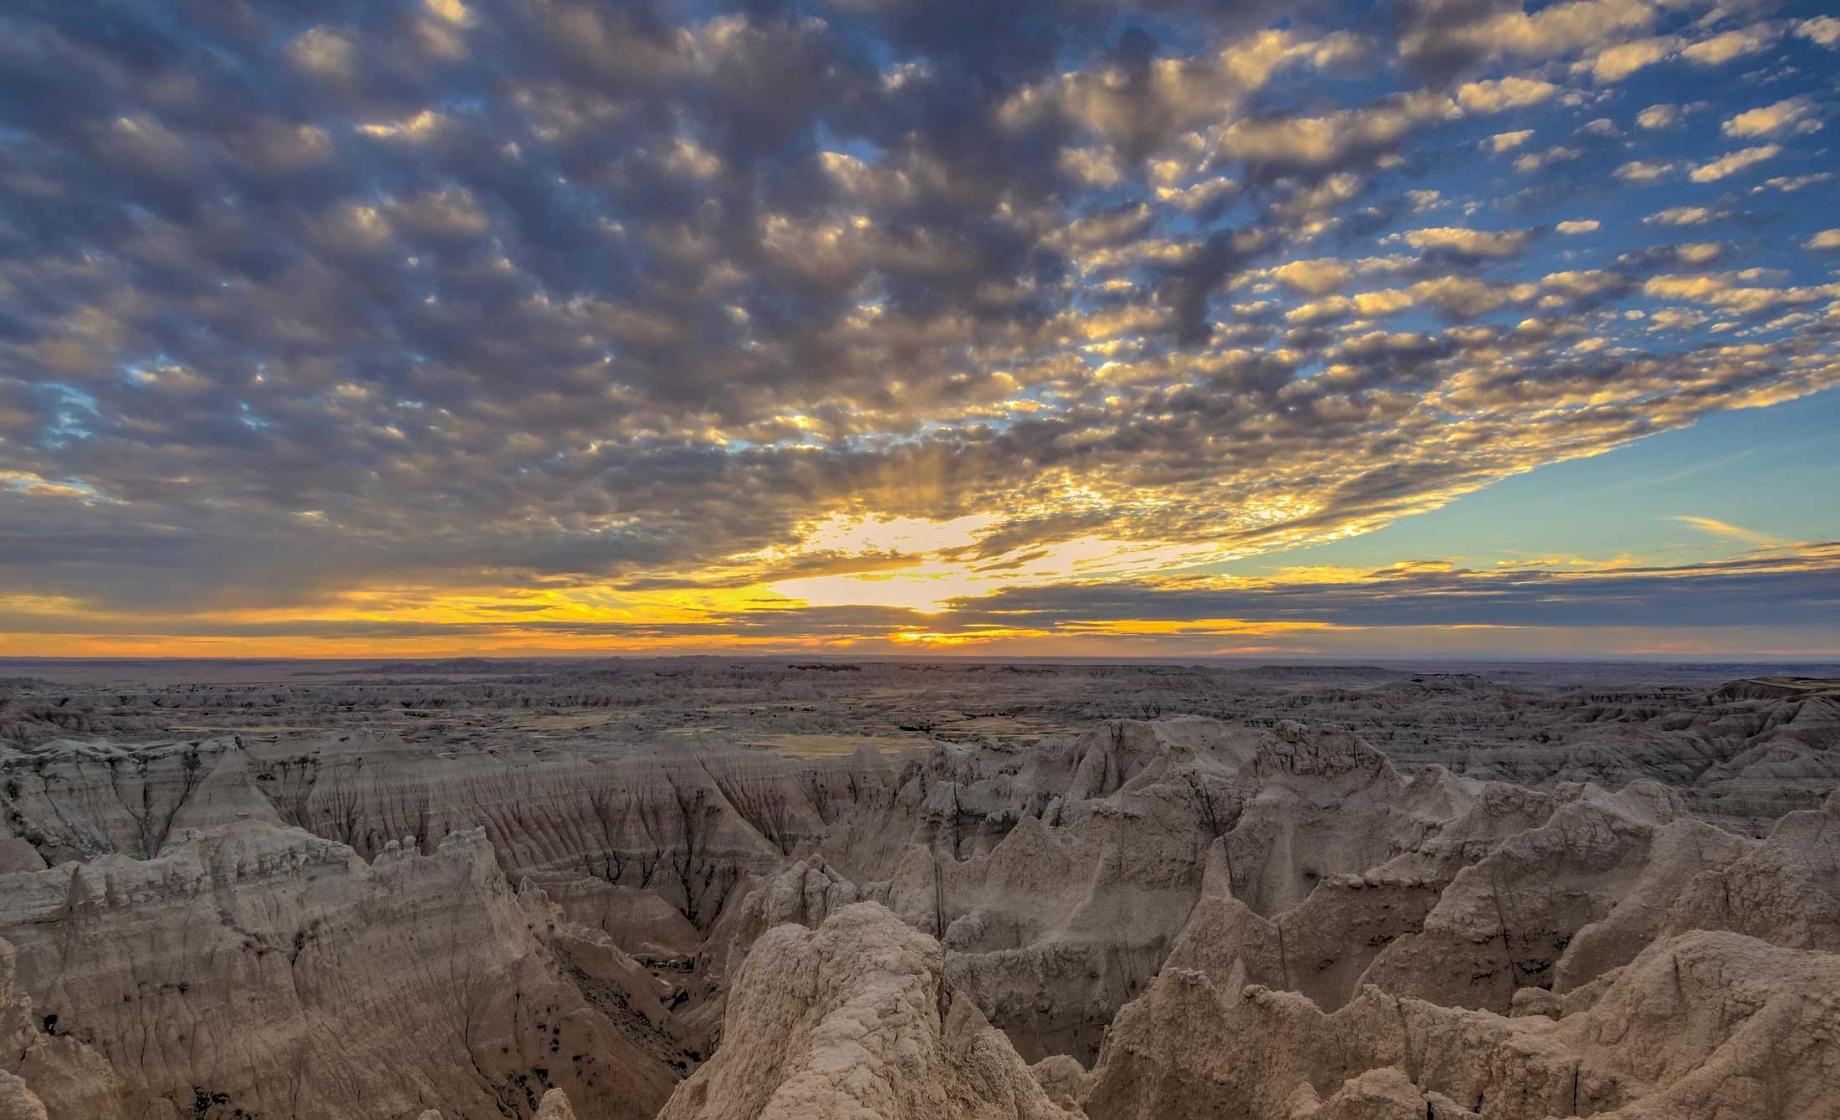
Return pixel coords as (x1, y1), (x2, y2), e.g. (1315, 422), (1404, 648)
(0, 818), (684, 1120)
(0, 737), (280, 868)
(669, 716), (1840, 1120)
(0, 935), (160, 1120)
(658, 903), (1076, 1120)
(0, 670), (1836, 1120)
(1086, 928), (1840, 1120)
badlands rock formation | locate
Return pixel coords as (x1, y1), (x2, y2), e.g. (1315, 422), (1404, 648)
(0, 818), (680, 1119)
(0, 661), (1836, 1119)
(6, 661), (1835, 829)
(657, 903), (1075, 1120)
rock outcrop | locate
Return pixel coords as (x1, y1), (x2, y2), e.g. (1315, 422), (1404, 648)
(2, 661), (1837, 1120)
(0, 937), (158, 1120)
(0, 820), (683, 1120)
(0, 737), (280, 866)
(657, 903), (1079, 1120)
(1085, 929), (1840, 1120)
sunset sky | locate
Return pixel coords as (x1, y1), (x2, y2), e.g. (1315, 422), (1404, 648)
(1, 0), (1837, 659)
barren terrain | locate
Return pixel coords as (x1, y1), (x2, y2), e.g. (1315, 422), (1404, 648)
(1, 658), (1836, 1119)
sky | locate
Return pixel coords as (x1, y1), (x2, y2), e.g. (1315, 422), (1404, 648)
(1, 0), (1838, 661)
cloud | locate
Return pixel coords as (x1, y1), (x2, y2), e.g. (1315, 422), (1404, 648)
(1270, 258), (1355, 295)
(1512, 145), (1581, 174)
(1558, 21), (1776, 84)
(1753, 173), (1833, 195)
(1689, 145), (1780, 183)
(0, 0), (1836, 655)
(1581, 36), (1677, 82)
(1542, 269), (1625, 300)
(354, 108), (449, 143)
(948, 545), (1840, 632)
(9, 543), (1838, 655)
(1456, 77), (1560, 113)
(1665, 515), (1789, 550)
(1398, 226), (1533, 258)
(1636, 104), (1679, 129)
(1643, 273), (1840, 313)
(1722, 98), (1820, 138)
(1807, 230), (1840, 251)
(1617, 159), (1680, 182)
(998, 27), (1361, 156)
(1672, 242), (1724, 266)
(1214, 91), (1457, 171)
(1679, 25), (1778, 66)
(1798, 17), (1840, 47)
(1400, 0), (1666, 74)
(286, 27), (360, 84)
(1645, 206), (1725, 226)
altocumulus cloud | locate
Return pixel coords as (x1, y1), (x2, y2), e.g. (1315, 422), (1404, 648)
(0, 0), (1837, 654)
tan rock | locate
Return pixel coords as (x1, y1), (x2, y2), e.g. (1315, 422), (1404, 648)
(535, 1088), (579, 1119)
(1085, 929), (1840, 1120)
(0, 821), (678, 1120)
(659, 902), (1081, 1120)
(1, 701), (1836, 1120)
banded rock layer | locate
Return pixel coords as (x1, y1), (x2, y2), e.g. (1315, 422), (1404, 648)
(0, 697), (1834, 1119)
(0, 819), (681, 1119)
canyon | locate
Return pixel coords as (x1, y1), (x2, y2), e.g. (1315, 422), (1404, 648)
(0, 659), (1835, 1119)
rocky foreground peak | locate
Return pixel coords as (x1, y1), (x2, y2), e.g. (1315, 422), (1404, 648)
(0, 694), (1834, 1119)
(659, 903), (1074, 1120)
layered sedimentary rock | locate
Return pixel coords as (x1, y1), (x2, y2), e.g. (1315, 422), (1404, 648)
(1085, 929), (1840, 1120)
(8, 664), (1836, 830)
(654, 716), (1840, 1120)
(658, 903), (1076, 1120)
(1, 665), (1837, 1120)
(0, 936), (158, 1120)
(1655, 789), (1840, 951)
(252, 732), (906, 931)
(0, 737), (279, 868)
(0, 819), (682, 1120)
